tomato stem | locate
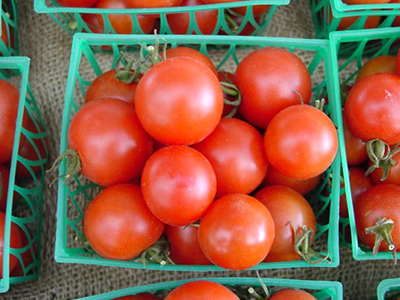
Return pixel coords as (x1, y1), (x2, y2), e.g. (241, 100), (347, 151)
(292, 90), (304, 105)
(365, 140), (400, 181)
(139, 237), (174, 268)
(47, 149), (81, 187)
(115, 52), (139, 85)
(365, 217), (397, 265)
(220, 82), (242, 118)
(224, 10), (240, 34)
(256, 270), (270, 299)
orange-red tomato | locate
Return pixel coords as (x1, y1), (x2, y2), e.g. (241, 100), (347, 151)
(356, 55), (397, 82)
(334, 13), (380, 31)
(270, 289), (317, 300)
(165, 281), (239, 300)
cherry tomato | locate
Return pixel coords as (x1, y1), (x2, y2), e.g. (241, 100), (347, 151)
(141, 146), (216, 226)
(334, 14), (380, 31)
(397, 48), (400, 76)
(0, 212), (22, 278)
(345, 73), (400, 145)
(194, 118), (268, 198)
(58, 0), (99, 7)
(1, 20), (8, 47)
(165, 47), (218, 76)
(0, 79), (27, 164)
(82, 13), (103, 33)
(255, 186), (316, 262)
(165, 281), (239, 300)
(128, 0), (183, 8)
(343, 117), (368, 166)
(340, 167), (373, 218)
(231, 5), (270, 17)
(0, 166), (9, 212)
(265, 105), (338, 180)
(370, 151), (400, 185)
(84, 184), (164, 260)
(342, 0), (389, 3)
(85, 70), (138, 104)
(262, 166), (320, 195)
(235, 48), (311, 128)
(270, 289), (317, 300)
(115, 294), (161, 300)
(355, 184), (400, 252)
(135, 57), (223, 145)
(10, 225), (34, 277)
(356, 56), (397, 82)
(68, 98), (154, 186)
(96, 0), (156, 34)
(198, 194), (275, 270)
(166, 0), (218, 35)
(165, 225), (211, 265)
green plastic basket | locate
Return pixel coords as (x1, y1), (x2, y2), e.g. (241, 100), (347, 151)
(33, 0), (289, 37)
(378, 278), (400, 300)
(0, 0), (18, 56)
(74, 277), (343, 299)
(55, 33), (342, 271)
(309, 0), (400, 40)
(0, 57), (49, 293)
(329, 27), (400, 261)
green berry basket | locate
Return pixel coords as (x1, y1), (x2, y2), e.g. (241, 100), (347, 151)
(309, 0), (400, 40)
(0, 57), (49, 293)
(73, 277), (343, 299)
(329, 27), (400, 261)
(378, 278), (400, 300)
(33, 0), (288, 37)
(55, 33), (342, 271)
(0, 0), (18, 56)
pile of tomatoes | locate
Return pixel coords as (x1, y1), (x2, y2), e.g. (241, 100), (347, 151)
(341, 48), (400, 261)
(110, 280), (318, 300)
(63, 42), (339, 271)
(56, 0), (269, 35)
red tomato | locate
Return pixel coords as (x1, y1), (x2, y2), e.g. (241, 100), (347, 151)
(85, 70), (138, 104)
(334, 14), (380, 31)
(166, 0), (218, 35)
(0, 166), (9, 212)
(96, 0), (156, 34)
(10, 226), (34, 277)
(84, 184), (164, 260)
(265, 105), (338, 180)
(356, 56), (397, 82)
(141, 146), (216, 226)
(218, 71), (240, 118)
(115, 294), (161, 300)
(165, 281), (239, 300)
(231, 5), (270, 17)
(340, 167), (373, 218)
(0, 79), (27, 164)
(165, 225), (211, 265)
(68, 98), (154, 186)
(58, 0), (99, 7)
(165, 47), (218, 76)
(345, 73), (400, 145)
(194, 118), (268, 198)
(370, 151), (400, 185)
(235, 48), (311, 128)
(397, 48), (400, 76)
(343, 117), (368, 166)
(135, 57), (223, 145)
(82, 13), (103, 33)
(198, 194), (275, 270)
(1, 20), (8, 47)
(128, 0), (183, 7)
(255, 186), (316, 262)
(16, 116), (49, 182)
(0, 212), (22, 278)
(270, 289), (317, 300)
(391, 0), (400, 27)
(355, 184), (400, 254)
(262, 166), (320, 195)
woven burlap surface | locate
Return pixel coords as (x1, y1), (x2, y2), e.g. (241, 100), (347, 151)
(3, 1), (399, 299)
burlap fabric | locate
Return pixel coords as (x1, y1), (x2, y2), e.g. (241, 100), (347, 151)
(3, 1), (399, 299)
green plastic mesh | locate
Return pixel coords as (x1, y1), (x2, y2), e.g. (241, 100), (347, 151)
(378, 278), (400, 300)
(329, 28), (400, 262)
(309, 0), (400, 40)
(55, 33), (341, 272)
(0, 0), (18, 56)
(0, 57), (49, 293)
(33, 0), (289, 38)
(72, 277), (343, 300)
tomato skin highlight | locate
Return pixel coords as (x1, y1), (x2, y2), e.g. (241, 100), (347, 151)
(165, 225), (212, 265)
(165, 281), (239, 300)
(135, 57), (223, 145)
(141, 146), (216, 226)
(345, 73), (400, 145)
(255, 186), (316, 262)
(84, 184), (164, 260)
(235, 47), (311, 128)
(0, 212), (22, 278)
(265, 105), (338, 180)
(85, 70), (138, 104)
(194, 118), (268, 197)
(270, 289), (317, 300)
(68, 98), (154, 186)
(354, 184), (400, 252)
(198, 194), (275, 270)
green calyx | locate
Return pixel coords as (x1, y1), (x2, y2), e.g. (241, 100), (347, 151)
(139, 237), (174, 268)
(365, 140), (400, 181)
(221, 81), (242, 118)
(47, 149), (81, 187)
